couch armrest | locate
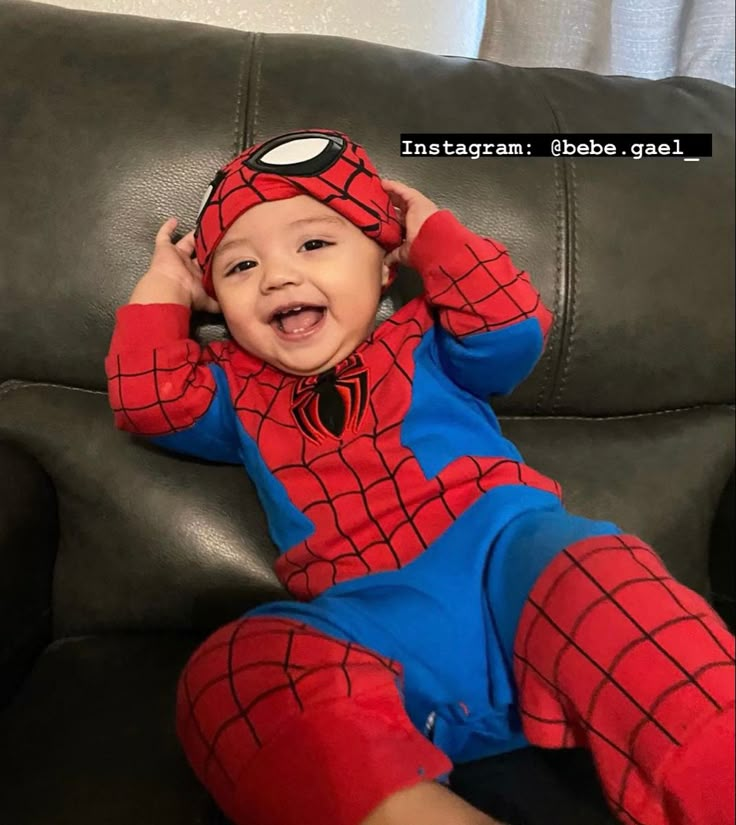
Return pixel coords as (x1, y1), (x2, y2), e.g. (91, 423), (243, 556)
(710, 470), (735, 632)
(0, 440), (58, 708)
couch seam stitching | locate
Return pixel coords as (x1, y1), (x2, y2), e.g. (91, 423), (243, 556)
(231, 32), (251, 157)
(535, 149), (566, 413)
(552, 157), (579, 411)
(250, 32), (263, 139)
(519, 71), (567, 415)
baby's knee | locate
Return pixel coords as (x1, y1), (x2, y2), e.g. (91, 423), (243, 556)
(175, 615), (383, 765)
(175, 614), (451, 825)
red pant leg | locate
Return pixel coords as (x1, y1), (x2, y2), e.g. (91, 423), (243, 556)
(176, 615), (452, 825)
(513, 534), (735, 825)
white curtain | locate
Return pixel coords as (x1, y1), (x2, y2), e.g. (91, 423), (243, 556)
(35, 0), (486, 58)
(479, 0), (735, 87)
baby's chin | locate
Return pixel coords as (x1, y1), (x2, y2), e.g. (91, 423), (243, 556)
(271, 349), (353, 377)
(229, 338), (352, 377)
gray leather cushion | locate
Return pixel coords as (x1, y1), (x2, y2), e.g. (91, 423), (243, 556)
(0, 634), (215, 825)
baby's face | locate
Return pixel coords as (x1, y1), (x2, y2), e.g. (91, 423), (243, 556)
(211, 195), (391, 376)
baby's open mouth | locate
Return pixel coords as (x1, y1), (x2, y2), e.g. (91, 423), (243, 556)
(270, 305), (326, 335)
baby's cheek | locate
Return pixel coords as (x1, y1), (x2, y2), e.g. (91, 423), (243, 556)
(226, 315), (261, 351)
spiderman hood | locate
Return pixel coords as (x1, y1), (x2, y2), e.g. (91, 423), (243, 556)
(194, 129), (403, 297)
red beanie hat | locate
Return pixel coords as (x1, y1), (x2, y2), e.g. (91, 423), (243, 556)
(193, 129), (403, 297)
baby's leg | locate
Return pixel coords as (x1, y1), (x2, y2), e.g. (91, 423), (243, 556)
(361, 780), (504, 825)
(492, 518), (734, 825)
(175, 614), (460, 825)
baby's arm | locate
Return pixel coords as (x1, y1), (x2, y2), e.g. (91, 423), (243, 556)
(105, 218), (241, 463)
(384, 180), (553, 398)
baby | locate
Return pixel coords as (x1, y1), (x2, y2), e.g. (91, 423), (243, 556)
(105, 129), (734, 825)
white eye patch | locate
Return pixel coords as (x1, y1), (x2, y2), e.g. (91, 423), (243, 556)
(196, 184), (214, 220)
(259, 136), (331, 166)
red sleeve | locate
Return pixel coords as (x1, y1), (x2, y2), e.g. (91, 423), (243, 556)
(408, 209), (553, 341)
(105, 303), (226, 438)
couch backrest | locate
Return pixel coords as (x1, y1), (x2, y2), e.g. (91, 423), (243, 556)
(0, 0), (733, 636)
(2, 0), (734, 416)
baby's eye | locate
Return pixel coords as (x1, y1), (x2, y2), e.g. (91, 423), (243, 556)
(226, 260), (256, 275)
(300, 239), (333, 252)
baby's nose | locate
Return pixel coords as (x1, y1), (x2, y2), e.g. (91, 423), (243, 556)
(261, 263), (305, 290)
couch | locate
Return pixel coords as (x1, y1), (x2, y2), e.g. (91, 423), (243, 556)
(0, 1), (733, 823)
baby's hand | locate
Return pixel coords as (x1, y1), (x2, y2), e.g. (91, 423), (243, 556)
(382, 179), (439, 268)
(131, 218), (220, 313)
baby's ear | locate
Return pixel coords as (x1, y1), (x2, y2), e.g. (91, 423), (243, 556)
(381, 259), (399, 293)
(380, 258), (394, 287)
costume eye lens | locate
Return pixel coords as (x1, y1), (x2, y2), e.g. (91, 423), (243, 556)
(196, 184), (214, 220)
(260, 137), (331, 166)
(196, 169), (226, 221)
(245, 132), (346, 176)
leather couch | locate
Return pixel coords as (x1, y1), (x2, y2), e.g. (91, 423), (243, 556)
(1, 1), (733, 823)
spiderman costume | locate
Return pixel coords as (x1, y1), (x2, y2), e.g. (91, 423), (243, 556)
(105, 130), (735, 825)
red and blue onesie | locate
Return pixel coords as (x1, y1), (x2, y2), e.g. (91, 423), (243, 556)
(105, 130), (735, 825)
